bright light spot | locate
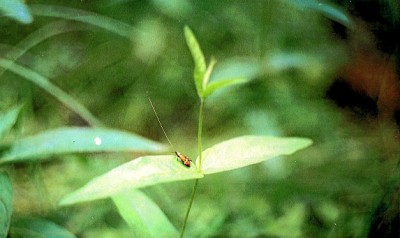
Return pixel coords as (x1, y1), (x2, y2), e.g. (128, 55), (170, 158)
(94, 137), (102, 145)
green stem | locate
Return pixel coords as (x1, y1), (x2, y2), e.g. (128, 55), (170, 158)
(197, 99), (204, 170)
(179, 179), (199, 238)
(179, 99), (204, 238)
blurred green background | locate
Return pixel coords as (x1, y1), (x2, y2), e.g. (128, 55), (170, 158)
(1, 0), (399, 237)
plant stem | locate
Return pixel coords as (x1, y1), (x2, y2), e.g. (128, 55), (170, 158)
(179, 179), (199, 238)
(197, 99), (204, 170)
(179, 99), (204, 238)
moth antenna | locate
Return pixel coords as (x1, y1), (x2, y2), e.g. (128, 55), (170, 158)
(148, 96), (174, 148)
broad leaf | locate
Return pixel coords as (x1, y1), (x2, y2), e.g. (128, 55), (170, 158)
(184, 26), (206, 97)
(198, 136), (312, 174)
(0, 105), (21, 141)
(60, 155), (203, 205)
(0, 0), (33, 24)
(0, 172), (12, 238)
(203, 77), (248, 99)
(9, 217), (75, 238)
(0, 127), (167, 164)
(113, 189), (178, 238)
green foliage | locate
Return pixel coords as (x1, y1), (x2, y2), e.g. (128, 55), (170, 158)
(59, 155), (203, 205)
(58, 25), (313, 238)
(0, 0), (32, 24)
(1, 1), (397, 237)
(0, 105), (21, 140)
(0, 127), (167, 164)
(29, 4), (136, 38)
(200, 136), (312, 174)
(184, 26), (207, 98)
(0, 172), (12, 238)
(184, 26), (251, 100)
(112, 189), (179, 237)
(0, 59), (101, 126)
(9, 218), (76, 238)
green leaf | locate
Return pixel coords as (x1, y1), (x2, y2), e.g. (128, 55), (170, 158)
(0, 58), (101, 126)
(0, 0), (33, 24)
(0, 105), (22, 141)
(9, 217), (75, 238)
(291, 0), (352, 28)
(198, 136), (312, 174)
(29, 4), (137, 39)
(202, 58), (217, 90)
(0, 172), (12, 238)
(112, 189), (178, 238)
(60, 155), (203, 205)
(184, 26), (206, 97)
(0, 21), (91, 78)
(0, 127), (167, 164)
(210, 57), (260, 81)
(203, 77), (249, 99)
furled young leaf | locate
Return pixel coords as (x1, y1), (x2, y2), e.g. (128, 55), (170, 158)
(0, 105), (21, 141)
(184, 26), (206, 97)
(0, 172), (12, 238)
(60, 155), (203, 205)
(198, 136), (312, 174)
(0, 0), (33, 24)
(202, 58), (217, 91)
(9, 217), (75, 238)
(113, 189), (178, 238)
(203, 77), (249, 99)
(0, 127), (167, 164)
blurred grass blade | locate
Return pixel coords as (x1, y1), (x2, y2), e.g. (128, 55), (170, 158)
(0, 21), (91, 78)
(113, 189), (178, 238)
(29, 4), (138, 39)
(0, 172), (13, 238)
(293, 0), (352, 28)
(198, 136), (312, 174)
(203, 77), (249, 99)
(184, 26), (206, 98)
(0, 0), (33, 24)
(0, 105), (21, 141)
(10, 218), (75, 238)
(60, 155), (203, 205)
(0, 127), (167, 164)
(0, 58), (101, 127)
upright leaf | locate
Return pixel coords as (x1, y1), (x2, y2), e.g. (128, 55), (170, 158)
(0, 105), (21, 141)
(113, 189), (178, 238)
(0, 127), (167, 164)
(0, 172), (13, 238)
(184, 26), (206, 97)
(9, 218), (75, 238)
(198, 135), (312, 174)
(202, 58), (217, 90)
(60, 155), (203, 205)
